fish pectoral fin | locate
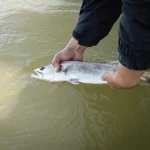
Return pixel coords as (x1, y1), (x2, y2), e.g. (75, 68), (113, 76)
(69, 79), (79, 85)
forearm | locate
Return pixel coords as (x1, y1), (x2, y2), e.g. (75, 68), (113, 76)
(73, 0), (122, 47)
(65, 37), (87, 54)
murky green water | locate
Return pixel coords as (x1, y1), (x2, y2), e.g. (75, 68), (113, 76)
(0, 1), (150, 150)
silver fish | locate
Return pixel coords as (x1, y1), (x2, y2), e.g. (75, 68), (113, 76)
(31, 61), (150, 85)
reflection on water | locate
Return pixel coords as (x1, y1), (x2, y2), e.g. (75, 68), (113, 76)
(0, 0), (150, 150)
(0, 61), (21, 120)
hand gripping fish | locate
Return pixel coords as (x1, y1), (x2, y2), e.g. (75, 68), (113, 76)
(31, 61), (150, 85)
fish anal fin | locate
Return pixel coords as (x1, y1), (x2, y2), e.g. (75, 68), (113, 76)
(69, 79), (79, 85)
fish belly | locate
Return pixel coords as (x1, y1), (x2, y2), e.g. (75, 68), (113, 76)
(78, 74), (107, 84)
(79, 78), (107, 84)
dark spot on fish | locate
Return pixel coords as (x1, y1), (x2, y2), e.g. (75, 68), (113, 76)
(61, 65), (72, 74)
(40, 67), (45, 70)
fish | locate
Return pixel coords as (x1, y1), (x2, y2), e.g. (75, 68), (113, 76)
(31, 61), (150, 85)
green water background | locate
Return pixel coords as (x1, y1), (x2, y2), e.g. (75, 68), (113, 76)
(0, 0), (150, 150)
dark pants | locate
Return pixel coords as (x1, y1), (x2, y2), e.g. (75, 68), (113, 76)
(72, 0), (150, 70)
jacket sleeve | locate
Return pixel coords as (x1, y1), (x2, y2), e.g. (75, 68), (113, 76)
(118, 0), (150, 70)
(72, 0), (122, 47)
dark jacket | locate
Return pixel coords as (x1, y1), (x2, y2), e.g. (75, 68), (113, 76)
(72, 0), (150, 70)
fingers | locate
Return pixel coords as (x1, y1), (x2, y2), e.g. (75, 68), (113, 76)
(49, 82), (54, 84)
(59, 81), (65, 84)
(52, 53), (61, 72)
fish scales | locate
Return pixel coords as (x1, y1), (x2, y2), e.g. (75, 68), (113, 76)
(31, 61), (150, 85)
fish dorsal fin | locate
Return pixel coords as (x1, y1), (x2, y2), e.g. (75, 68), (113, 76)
(69, 79), (79, 85)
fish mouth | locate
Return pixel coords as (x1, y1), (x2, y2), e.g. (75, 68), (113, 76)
(31, 70), (44, 79)
(34, 70), (43, 77)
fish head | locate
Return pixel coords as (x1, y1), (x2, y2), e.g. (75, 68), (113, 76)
(32, 65), (55, 81)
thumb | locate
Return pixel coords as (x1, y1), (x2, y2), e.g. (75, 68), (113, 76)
(102, 71), (114, 82)
(101, 71), (115, 89)
(52, 54), (61, 72)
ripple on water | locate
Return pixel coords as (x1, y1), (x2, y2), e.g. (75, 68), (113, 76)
(0, 0), (80, 20)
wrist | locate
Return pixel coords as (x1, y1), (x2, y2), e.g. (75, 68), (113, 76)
(65, 37), (87, 54)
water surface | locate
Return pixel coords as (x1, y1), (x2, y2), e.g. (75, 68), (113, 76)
(0, 1), (150, 150)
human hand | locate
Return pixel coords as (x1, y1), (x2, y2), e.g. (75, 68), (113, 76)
(52, 37), (86, 72)
(52, 46), (83, 72)
(102, 63), (145, 89)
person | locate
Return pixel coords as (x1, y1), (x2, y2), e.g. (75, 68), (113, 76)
(52, 0), (150, 89)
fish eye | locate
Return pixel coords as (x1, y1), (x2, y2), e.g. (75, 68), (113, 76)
(40, 67), (45, 70)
